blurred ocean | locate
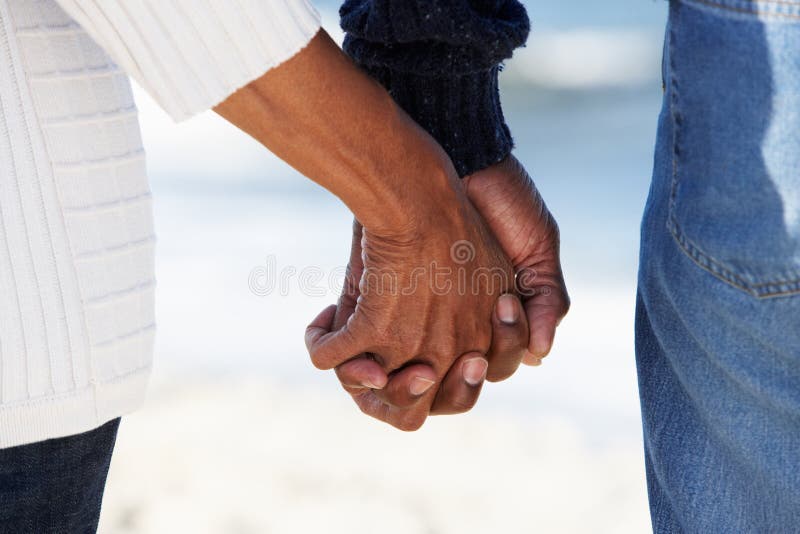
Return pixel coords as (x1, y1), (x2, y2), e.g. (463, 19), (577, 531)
(136, 0), (668, 441)
(99, 2), (671, 532)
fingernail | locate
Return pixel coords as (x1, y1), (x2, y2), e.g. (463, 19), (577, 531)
(463, 358), (488, 386)
(497, 294), (519, 325)
(409, 377), (435, 396)
(363, 380), (384, 390)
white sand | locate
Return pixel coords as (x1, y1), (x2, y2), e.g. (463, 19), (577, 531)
(98, 376), (650, 534)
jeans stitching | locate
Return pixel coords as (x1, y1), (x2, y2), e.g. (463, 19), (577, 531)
(682, 0), (800, 19)
(665, 5), (800, 298)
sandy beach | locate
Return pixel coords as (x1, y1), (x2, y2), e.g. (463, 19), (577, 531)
(97, 369), (650, 534)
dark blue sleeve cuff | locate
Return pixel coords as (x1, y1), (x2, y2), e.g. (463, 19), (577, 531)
(340, 0), (529, 176)
(356, 62), (514, 177)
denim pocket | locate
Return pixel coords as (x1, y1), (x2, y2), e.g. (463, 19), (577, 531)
(667, 1), (800, 297)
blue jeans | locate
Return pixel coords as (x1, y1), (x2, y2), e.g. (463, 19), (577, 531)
(0, 419), (120, 533)
(637, 1), (800, 532)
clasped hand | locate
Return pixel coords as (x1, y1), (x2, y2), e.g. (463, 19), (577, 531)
(306, 156), (569, 430)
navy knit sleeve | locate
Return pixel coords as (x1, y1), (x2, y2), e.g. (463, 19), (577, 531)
(340, 0), (530, 177)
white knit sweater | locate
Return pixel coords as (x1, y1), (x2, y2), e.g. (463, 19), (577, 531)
(0, 0), (321, 448)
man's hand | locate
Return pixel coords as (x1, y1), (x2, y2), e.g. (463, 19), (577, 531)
(321, 219), (531, 424)
(332, 155), (569, 428)
(464, 155), (569, 363)
(305, 187), (516, 431)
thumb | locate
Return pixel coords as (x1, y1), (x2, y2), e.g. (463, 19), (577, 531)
(305, 304), (368, 370)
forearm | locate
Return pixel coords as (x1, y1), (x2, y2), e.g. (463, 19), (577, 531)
(214, 30), (460, 234)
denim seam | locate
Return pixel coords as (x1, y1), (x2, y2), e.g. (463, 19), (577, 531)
(682, 0), (800, 19)
(665, 9), (800, 298)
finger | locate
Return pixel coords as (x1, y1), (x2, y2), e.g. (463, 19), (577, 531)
(349, 388), (432, 431)
(431, 353), (488, 416)
(522, 351), (543, 367)
(485, 293), (529, 382)
(522, 282), (570, 361)
(370, 363), (438, 409)
(305, 305), (367, 370)
(337, 358), (438, 428)
(336, 356), (388, 392)
(334, 289), (357, 330)
(304, 304), (337, 353)
(337, 358), (438, 409)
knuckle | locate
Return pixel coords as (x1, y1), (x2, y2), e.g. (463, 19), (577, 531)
(310, 353), (334, 371)
(354, 393), (382, 418)
(493, 332), (524, 351)
(561, 295), (571, 316)
(395, 412), (427, 432)
(448, 395), (478, 414)
(486, 349), (524, 382)
(486, 368), (515, 383)
(342, 384), (368, 396)
(356, 400), (373, 416)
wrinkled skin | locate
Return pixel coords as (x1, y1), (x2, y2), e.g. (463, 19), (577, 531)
(305, 169), (517, 431)
(325, 155), (570, 430)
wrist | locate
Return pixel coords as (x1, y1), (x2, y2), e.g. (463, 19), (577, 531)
(351, 148), (464, 238)
(214, 31), (467, 236)
(348, 62), (514, 178)
(342, 102), (465, 237)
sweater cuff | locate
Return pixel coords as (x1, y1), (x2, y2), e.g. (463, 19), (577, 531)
(56, 0), (321, 121)
(360, 64), (513, 177)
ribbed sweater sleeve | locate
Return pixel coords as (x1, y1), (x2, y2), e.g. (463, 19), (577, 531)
(54, 0), (321, 121)
(340, 0), (530, 177)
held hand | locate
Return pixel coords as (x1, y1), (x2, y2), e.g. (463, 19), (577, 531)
(329, 220), (531, 424)
(305, 179), (516, 431)
(334, 156), (569, 424)
(464, 155), (569, 364)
